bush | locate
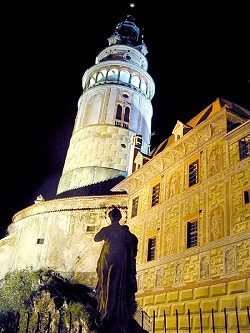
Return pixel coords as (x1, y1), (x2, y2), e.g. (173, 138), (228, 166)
(0, 268), (98, 332)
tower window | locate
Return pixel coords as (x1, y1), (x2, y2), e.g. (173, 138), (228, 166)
(115, 104), (130, 129)
(131, 196), (139, 218)
(189, 160), (199, 187)
(187, 221), (198, 248)
(116, 105), (122, 120)
(239, 136), (250, 160)
(147, 237), (156, 261)
(37, 238), (44, 244)
(124, 106), (130, 122)
(151, 183), (160, 207)
(107, 68), (118, 81)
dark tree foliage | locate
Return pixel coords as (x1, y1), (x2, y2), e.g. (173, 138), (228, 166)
(0, 268), (99, 332)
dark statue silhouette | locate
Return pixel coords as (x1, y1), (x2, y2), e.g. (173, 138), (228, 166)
(94, 207), (148, 333)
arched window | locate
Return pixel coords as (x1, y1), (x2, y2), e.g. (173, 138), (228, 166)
(140, 79), (147, 93)
(115, 104), (131, 129)
(97, 69), (107, 83)
(107, 68), (119, 82)
(120, 70), (130, 84)
(131, 74), (140, 88)
(124, 106), (130, 122)
(116, 105), (122, 120)
(89, 77), (96, 87)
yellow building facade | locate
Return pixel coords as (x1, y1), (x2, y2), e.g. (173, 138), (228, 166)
(0, 6), (249, 332)
(113, 97), (250, 332)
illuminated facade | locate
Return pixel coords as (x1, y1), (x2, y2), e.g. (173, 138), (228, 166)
(0, 7), (249, 333)
(113, 98), (250, 332)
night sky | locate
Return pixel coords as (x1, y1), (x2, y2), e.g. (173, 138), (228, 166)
(0, 1), (249, 238)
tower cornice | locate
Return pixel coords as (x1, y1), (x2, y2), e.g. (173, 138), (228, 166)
(96, 44), (148, 70)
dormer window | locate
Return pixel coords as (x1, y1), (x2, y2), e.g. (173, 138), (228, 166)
(172, 120), (192, 141)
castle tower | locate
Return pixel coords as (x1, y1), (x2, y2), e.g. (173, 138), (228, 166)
(57, 10), (155, 195)
(0, 6), (155, 287)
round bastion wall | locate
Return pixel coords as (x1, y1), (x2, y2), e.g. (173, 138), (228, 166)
(4, 194), (128, 288)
